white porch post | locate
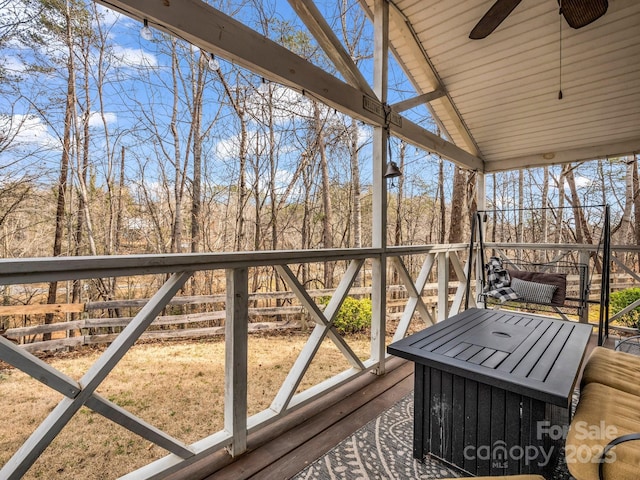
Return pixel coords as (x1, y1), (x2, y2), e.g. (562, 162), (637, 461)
(225, 267), (248, 456)
(437, 251), (449, 321)
(370, 0), (389, 373)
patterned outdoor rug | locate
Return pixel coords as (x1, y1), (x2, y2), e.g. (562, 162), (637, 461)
(292, 393), (574, 480)
(291, 394), (459, 480)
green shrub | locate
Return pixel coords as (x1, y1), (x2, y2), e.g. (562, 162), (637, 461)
(319, 296), (372, 334)
(610, 288), (640, 328)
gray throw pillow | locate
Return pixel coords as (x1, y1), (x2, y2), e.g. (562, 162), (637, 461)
(510, 277), (558, 304)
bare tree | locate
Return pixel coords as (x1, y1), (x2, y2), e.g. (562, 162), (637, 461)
(448, 165), (466, 243)
(39, 0), (77, 339)
(393, 140), (405, 247)
(438, 158), (446, 243)
(349, 118), (363, 252)
(612, 156), (635, 244)
(216, 68), (249, 251)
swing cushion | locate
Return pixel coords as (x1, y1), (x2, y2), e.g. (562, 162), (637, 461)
(510, 277), (558, 304)
(507, 270), (567, 305)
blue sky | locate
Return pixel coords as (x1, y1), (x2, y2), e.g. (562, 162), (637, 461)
(0, 0), (606, 210)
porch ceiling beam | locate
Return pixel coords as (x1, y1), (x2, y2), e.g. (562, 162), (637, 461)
(95, 0), (483, 170)
(390, 89), (446, 113)
(396, 119), (483, 171)
(485, 137), (640, 172)
(385, 2), (481, 158)
(286, 0), (375, 98)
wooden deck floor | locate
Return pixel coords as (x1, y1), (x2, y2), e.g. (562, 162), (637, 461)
(166, 329), (614, 480)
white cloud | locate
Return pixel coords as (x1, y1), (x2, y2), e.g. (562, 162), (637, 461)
(213, 129), (267, 161)
(110, 45), (158, 69)
(88, 111), (117, 128)
(131, 180), (166, 203)
(2, 114), (60, 150)
(573, 176), (592, 189)
(1, 56), (27, 75)
(239, 84), (315, 125)
(214, 135), (240, 161)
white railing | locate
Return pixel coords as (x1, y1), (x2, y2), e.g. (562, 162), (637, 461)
(1, 243), (637, 479)
(0, 244), (471, 479)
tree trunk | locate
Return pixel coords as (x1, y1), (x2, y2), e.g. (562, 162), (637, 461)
(438, 158), (445, 244)
(615, 157), (634, 244)
(213, 68), (248, 252)
(540, 167), (549, 262)
(350, 118), (363, 287)
(565, 164), (600, 271)
(491, 173), (497, 243)
(565, 164), (594, 245)
(191, 53), (205, 255)
(170, 40), (185, 254)
(44, 1), (74, 340)
(314, 102), (334, 288)
(114, 146), (125, 253)
(554, 167), (566, 245)
(393, 142), (404, 247)
(448, 166), (466, 243)
(517, 169), (523, 244)
(301, 152), (312, 285)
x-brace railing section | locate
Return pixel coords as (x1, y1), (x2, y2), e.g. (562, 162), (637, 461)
(0, 271), (194, 480)
(270, 260), (366, 413)
(389, 250), (472, 342)
(449, 250), (473, 315)
(389, 253), (435, 342)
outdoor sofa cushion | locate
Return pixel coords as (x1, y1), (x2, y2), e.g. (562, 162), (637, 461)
(566, 382), (640, 480)
(581, 346), (640, 397)
(507, 270), (567, 305)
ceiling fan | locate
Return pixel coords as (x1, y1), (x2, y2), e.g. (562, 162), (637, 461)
(469, 0), (608, 39)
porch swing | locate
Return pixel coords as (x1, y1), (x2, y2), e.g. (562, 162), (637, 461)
(464, 205), (611, 346)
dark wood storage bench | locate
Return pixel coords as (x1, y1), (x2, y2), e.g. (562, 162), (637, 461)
(388, 308), (592, 477)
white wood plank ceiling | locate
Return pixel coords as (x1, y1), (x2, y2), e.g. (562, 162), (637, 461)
(370, 0), (640, 172)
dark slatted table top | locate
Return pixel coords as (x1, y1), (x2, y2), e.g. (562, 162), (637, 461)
(388, 308), (593, 407)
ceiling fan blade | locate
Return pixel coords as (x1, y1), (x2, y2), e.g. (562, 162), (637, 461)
(560, 0), (608, 29)
(469, 0), (523, 39)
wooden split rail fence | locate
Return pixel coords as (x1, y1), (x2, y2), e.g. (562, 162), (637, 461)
(2, 273), (636, 354)
(0, 285), (448, 353)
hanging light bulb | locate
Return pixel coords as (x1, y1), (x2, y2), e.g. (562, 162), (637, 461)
(258, 78), (269, 95)
(208, 53), (220, 72)
(140, 19), (153, 41)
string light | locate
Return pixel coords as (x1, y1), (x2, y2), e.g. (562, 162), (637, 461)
(258, 78), (269, 95)
(208, 53), (220, 72)
(140, 19), (153, 41)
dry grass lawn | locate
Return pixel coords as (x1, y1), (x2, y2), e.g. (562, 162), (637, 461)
(0, 332), (373, 479)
